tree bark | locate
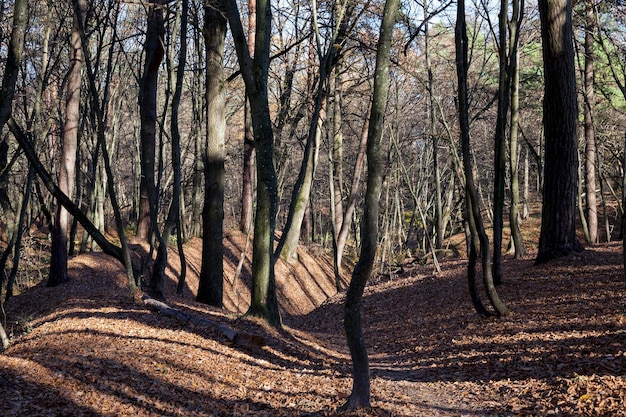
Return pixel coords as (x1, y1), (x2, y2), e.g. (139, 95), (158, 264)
(137, 0), (165, 242)
(535, 0), (582, 264)
(239, 0), (256, 235)
(508, 0), (526, 257)
(340, 0), (399, 410)
(49, 0), (86, 287)
(0, 0), (27, 133)
(456, 0), (510, 317)
(491, 0), (512, 285)
(224, 0), (281, 327)
(197, 0), (227, 307)
(583, 0), (598, 244)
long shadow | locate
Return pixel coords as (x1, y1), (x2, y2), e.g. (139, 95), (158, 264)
(289, 247), (626, 387)
(4, 341), (350, 416)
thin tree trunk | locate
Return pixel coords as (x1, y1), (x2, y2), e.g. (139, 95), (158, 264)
(491, 0), (512, 285)
(583, 0), (598, 244)
(333, 111), (369, 290)
(508, 0), (526, 257)
(0, 0), (27, 132)
(522, 146), (529, 219)
(71, 0), (136, 288)
(622, 132), (626, 283)
(49, 0), (86, 287)
(340, 0), (399, 410)
(456, 0), (510, 317)
(239, 0), (256, 235)
(224, 0), (280, 327)
(425, 3), (444, 250)
(160, 0), (189, 297)
(5, 168), (33, 300)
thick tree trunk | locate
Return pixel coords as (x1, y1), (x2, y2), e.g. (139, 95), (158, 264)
(536, 0), (582, 264)
(341, 0), (399, 410)
(197, 1), (226, 307)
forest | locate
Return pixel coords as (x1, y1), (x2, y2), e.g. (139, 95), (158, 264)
(1, 0), (626, 415)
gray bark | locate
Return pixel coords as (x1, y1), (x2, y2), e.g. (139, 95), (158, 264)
(340, 0), (399, 410)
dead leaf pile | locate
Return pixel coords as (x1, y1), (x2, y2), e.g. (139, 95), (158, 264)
(0, 233), (625, 416)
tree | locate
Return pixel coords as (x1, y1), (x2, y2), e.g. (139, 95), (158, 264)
(0, 0), (28, 348)
(582, 0), (598, 245)
(535, 0), (583, 264)
(239, 0), (256, 235)
(48, 0), (86, 287)
(276, 1), (356, 263)
(137, 0), (165, 243)
(224, 0), (281, 327)
(491, 0), (513, 285)
(197, 0), (227, 306)
(508, 0), (526, 258)
(340, 0), (399, 410)
(456, 0), (510, 317)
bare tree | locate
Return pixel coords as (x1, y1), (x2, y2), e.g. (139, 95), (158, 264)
(48, 0), (86, 287)
(224, 0), (281, 327)
(340, 0), (399, 410)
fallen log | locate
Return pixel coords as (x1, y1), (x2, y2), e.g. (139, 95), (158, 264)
(141, 294), (265, 348)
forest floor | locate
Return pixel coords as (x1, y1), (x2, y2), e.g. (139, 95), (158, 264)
(1, 226), (626, 416)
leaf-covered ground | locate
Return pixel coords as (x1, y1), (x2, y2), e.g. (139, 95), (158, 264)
(1, 232), (625, 416)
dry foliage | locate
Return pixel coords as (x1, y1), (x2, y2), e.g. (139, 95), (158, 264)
(1, 231), (625, 416)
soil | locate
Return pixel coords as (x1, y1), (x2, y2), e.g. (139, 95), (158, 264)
(1, 230), (625, 416)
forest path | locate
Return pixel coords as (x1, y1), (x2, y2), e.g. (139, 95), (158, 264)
(0, 236), (625, 416)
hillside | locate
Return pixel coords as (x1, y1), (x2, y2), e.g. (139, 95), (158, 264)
(1, 232), (626, 416)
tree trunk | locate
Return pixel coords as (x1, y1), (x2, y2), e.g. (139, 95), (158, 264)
(491, 0), (511, 286)
(276, 90), (324, 262)
(5, 168), (33, 300)
(508, 0), (526, 258)
(137, 0), (165, 242)
(197, 1), (226, 307)
(583, 0), (598, 245)
(333, 111), (369, 290)
(0, 0), (27, 132)
(535, 0), (582, 264)
(424, 2), (444, 250)
(163, 0), (188, 296)
(239, 0), (256, 235)
(340, 0), (399, 410)
(456, 0), (510, 317)
(224, 0), (280, 327)
(49, 0), (86, 287)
